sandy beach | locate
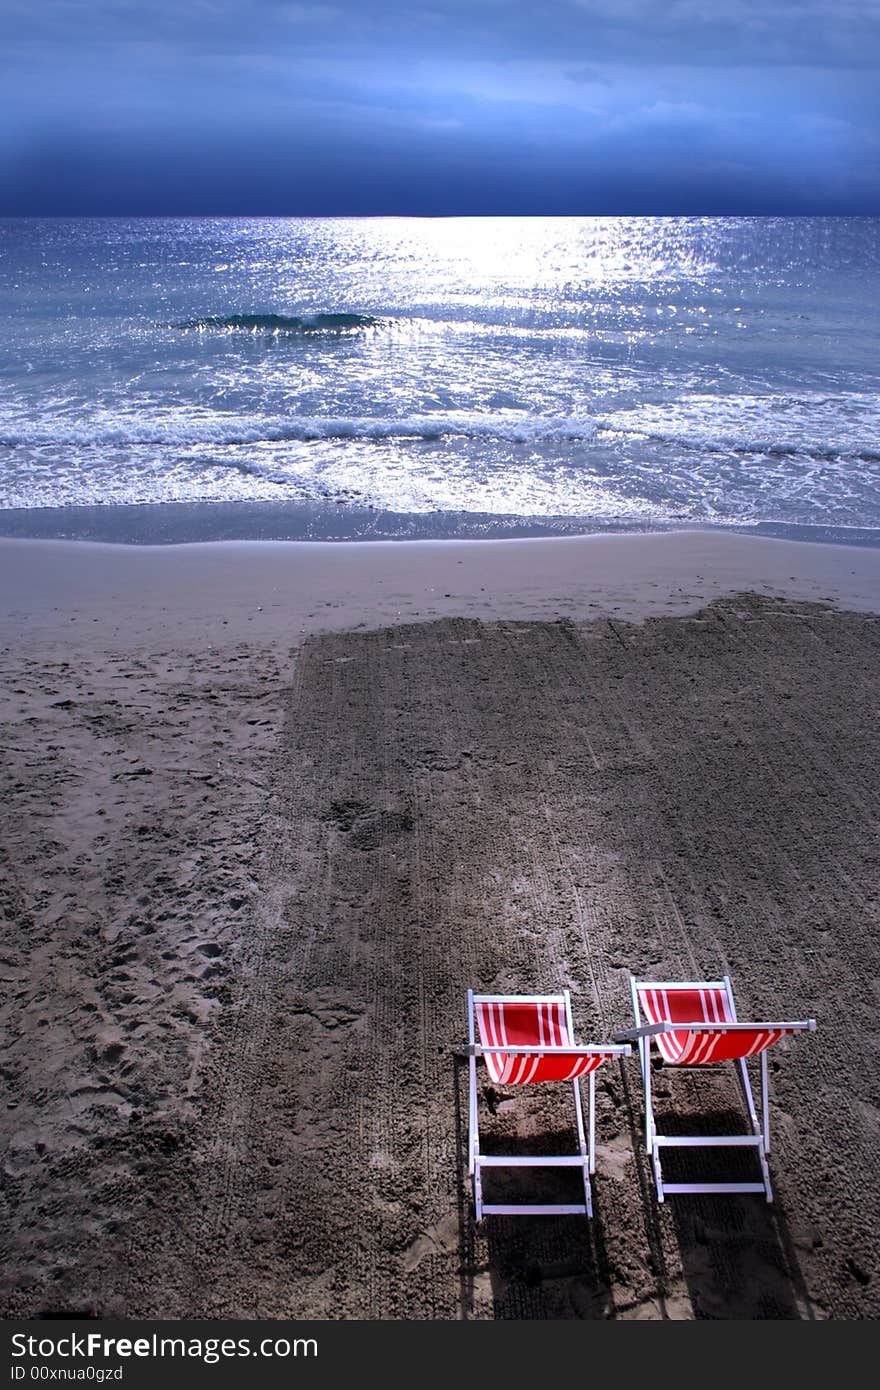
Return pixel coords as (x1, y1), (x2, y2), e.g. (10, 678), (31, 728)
(1, 529), (879, 1319)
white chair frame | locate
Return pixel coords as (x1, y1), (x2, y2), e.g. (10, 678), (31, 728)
(466, 989), (629, 1219)
(616, 975), (816, 1203)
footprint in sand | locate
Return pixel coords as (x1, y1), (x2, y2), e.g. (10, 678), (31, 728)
(401, 1212), (459, 1273)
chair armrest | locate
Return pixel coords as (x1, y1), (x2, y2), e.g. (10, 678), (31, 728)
(614, 1019), (816, 1042)
(455, 1043), (631, 1057)
(474, 1043), (631, 1057)
(613, 1022), (669, 1042)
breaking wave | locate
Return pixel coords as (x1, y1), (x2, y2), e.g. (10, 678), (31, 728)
(0, 412), (600, 449)
(175, 312), (382, 333)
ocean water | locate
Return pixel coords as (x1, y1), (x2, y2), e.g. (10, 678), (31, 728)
(1, 216), (878, 542)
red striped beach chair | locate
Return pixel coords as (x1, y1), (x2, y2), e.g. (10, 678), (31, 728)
(615, 975), (816, 1202)
(466, 990), (630, 1219)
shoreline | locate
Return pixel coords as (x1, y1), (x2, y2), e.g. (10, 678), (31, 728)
(3, 527), (880, 654)
(1, 500), (879, 549)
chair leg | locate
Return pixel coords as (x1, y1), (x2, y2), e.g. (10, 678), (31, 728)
(642, 1038), (654, 1155)
(736, 1053), (773, 1201)
(467, 989), (478, 1207)
(571, 1075), (593, 1218)
(736, 1055), (761, 1139)
(759, 1051), (773, 1201)
(639, 1040), (664, 1199)
(469, 1053), (488, 1217)
(761, 1049), (770, 1153)
(581, 1166), (594, 1219)
(474, 1160), (484, 1222)
(652, 1146), (665, 1203)
(589, 1071), (596, 1174)
(572, 1074), (587, 1157)
(467, 1056), (472, 1178)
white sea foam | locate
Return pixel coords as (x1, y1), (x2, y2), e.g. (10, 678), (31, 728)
(1, 216), (879, 532)
(600, 393), (880, 461)
(0, 409), (599, 450)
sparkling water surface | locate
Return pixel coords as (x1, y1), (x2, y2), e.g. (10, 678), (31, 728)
(1, 216), (878, 540)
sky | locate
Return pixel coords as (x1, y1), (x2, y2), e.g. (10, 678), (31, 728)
(1, 1), (878, 215)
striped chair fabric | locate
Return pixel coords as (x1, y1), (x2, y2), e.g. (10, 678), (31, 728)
(635, 984), (792, 1065)
(475, 998), (608, 1084)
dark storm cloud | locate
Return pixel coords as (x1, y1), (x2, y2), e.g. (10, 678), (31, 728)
(1, 1), (878, 213)
(4, 1), (879, 65)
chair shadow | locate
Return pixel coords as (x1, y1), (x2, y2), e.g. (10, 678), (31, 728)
(451, 1058), (618, 1319)
(618, 1061), (817, 1320)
